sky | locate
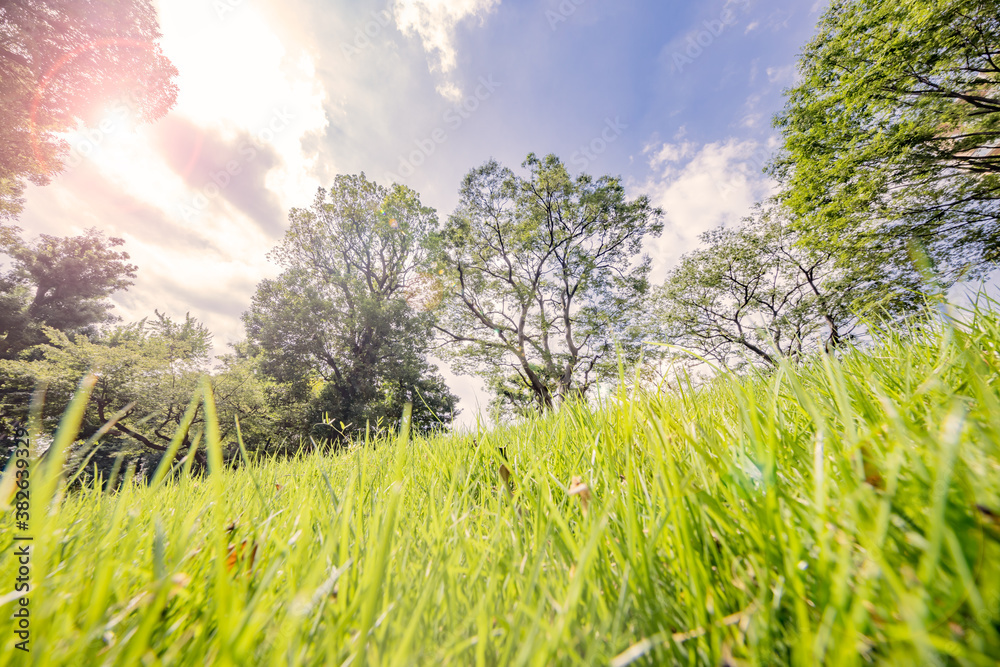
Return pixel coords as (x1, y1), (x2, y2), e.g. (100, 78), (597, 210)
(19, 0), (828, 426)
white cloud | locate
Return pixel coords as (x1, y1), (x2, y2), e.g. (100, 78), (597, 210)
(766, 64), (795, 84)
(647, 142), (697, 169)
(393, 0), (501, 101)
(156, 0), (329, 209)
(24, 0), (329, 358)
(636, 138), (777, 283)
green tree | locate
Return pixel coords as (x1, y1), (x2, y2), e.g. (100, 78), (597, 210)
(0, 0), (178, 218)
(243, 175), (458, 441)
(485, 373), (544, 421)
(651, 206), (859, 371)
(435, 154), (663, 411)
(772, 0), (1000, 296)
(0, 312), (272, 466)
(0, 228), (137, 359)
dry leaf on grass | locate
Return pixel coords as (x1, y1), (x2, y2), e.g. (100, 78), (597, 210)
(568, 476), (591, 512)
(611, 602), (757, 667)
(169, 573), (191, 598)
(498, 447), (516, 497)
(499, 464), (515, 497)
(226, 539), (258, 575)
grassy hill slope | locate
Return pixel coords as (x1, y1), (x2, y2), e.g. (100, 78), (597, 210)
(2, 305), (1000, 666)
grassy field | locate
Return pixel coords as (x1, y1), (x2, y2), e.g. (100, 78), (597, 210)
(2, 305), (1000, 666)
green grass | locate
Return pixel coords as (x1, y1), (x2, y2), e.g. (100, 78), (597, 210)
(2, 304), (1000, 666)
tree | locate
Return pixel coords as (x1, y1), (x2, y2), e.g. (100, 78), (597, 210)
(0, 312), (273, 468)
(435, 154), (663, 411)
(243, 174), (458, 441)
(651, 206), (860, 371)
(772, 0), (1000, 294)
(484, 372), (544, 421)
(0, 0), (177, 218)
(0, 228), (137, 359)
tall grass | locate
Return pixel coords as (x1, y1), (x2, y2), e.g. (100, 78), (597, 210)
(1, 304), (999, 666)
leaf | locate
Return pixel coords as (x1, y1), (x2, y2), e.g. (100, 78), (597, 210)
(169, 573), (191, 598)
(611, 603), (758, 666)
(499, 463), (514, 497)
(225, 539), (258, 575)
(568, 476), (591, 513)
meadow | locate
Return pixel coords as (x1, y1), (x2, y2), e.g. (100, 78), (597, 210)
(1, 303), (999, 666)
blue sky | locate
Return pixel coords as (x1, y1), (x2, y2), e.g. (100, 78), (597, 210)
(20, 0), (827, 423)
(279, 0), (821, 210)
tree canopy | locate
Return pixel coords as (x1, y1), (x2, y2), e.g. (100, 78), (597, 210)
(0, 312), (271, 466)
(0, 0), (178, 218)
(243, 174), (458, 441)
(435, 154), (663, 411)
(651, 206), (861, 372)
(0, 228), (137, 359)
(772, 0), (1000, 293)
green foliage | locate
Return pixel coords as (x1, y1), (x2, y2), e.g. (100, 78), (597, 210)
(772, 0), (1000, 296)
(0, 228), (137, 359)
(436, 154), (663, 412)
(651, 205), (861, 371)
(0, 0), (178, 218)
(486, 371), (547, 421)
(2, 302), (1000, 664)
(243, 174), (457, 441)
(0, 312), (272, 464)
